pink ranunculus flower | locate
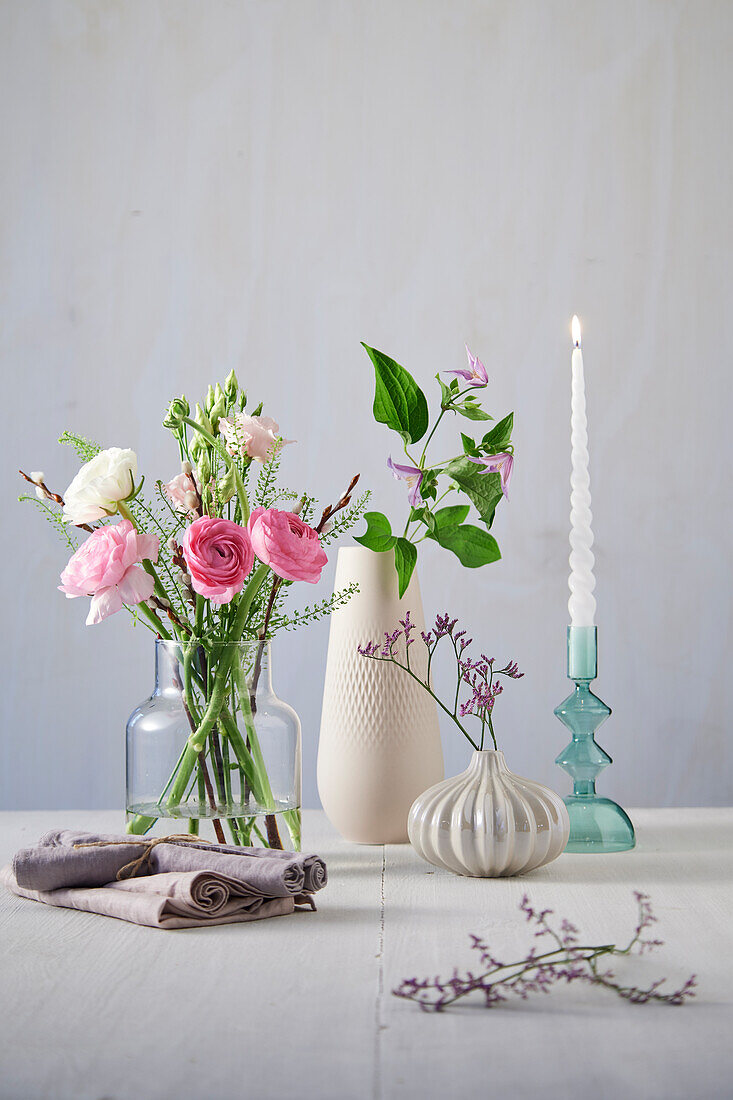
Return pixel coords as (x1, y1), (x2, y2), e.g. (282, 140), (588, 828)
(248, 507), (327, 584)
(182, 516), (254, 605)
(58, 520), (159, 626)
(219, 414), (294, 463)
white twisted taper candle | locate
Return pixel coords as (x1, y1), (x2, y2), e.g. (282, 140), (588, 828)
(568, 316), (596, 627)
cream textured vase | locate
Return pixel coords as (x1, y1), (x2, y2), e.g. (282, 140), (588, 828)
(408, 750), (569, 876)
(318, 546), (444, 843)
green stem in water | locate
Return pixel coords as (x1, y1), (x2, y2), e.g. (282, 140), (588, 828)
(165, 564), (270, 809)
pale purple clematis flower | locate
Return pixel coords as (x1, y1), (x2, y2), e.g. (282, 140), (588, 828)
(387, 457), (424, 507)
(445, 345), (489, 387)
(467, 452), (514, 499)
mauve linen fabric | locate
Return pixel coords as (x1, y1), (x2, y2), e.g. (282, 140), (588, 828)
(3, 830), (327, 930)
(0, 865), (294, 929)
(13, 830), (327, 896)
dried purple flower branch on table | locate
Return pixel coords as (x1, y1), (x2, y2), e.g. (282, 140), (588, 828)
(394, 892), (697, 1011)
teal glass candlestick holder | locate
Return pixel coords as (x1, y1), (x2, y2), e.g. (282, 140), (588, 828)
(554, 626), (635, 853)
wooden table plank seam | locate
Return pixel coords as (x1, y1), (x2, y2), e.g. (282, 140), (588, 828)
(374, 846), (387, 1100)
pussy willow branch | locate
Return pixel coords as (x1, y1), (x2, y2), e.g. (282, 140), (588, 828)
(19, 470), (94, 533)
(315, 473), (360, 533)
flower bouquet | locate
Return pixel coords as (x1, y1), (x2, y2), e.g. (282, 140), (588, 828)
(20, 372), (367, 850)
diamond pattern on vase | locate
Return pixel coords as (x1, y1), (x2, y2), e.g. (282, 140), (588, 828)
(318, 547), (444, 844)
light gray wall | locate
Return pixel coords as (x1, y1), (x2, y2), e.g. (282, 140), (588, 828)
(2, 0), (731, 812)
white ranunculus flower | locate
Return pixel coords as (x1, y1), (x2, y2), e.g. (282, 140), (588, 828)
(62, 447), (138, 525)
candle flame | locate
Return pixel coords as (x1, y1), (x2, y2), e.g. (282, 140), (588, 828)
(571, 315), (582, 348)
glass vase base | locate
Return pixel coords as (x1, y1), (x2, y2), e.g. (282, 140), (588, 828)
(126, 804), (302, 851)
(563, 796), (636, 853)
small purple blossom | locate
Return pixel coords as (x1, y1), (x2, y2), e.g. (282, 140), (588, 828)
(387, 457), (424, 508)
(445, 345), (489, 387)
(433, 612), (457, 639)
(399, 610), (416, 647)
(467, 451), (514, 499)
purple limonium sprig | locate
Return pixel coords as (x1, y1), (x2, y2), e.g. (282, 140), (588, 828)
(393, 892), (697, 1012)
(358, 610), (523, 752)
(467, 451), (514, 499)
(386, 457), (424, 508)
(398, 609), (415, 647)
(445, 345), (489, 387)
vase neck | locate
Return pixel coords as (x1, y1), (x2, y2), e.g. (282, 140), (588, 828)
(152, 639), (274, 695)
(468, 749), (509, 777)
(244, 641), (273, 696)
(154, 640), (185, 695)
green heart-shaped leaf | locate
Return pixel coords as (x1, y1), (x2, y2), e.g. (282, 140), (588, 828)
(354, 511), (396, 553)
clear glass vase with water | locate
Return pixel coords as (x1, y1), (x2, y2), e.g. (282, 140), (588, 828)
(126, 638), (301, 850)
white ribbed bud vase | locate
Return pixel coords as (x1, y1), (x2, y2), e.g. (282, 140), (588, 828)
(318, 546), (444, 844)
(408, 750), (569, 876)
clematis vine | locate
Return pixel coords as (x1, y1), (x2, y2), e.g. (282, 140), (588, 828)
(387, 457), (424, 508)
(468, 451), (514, 499)
(359, 341), (514, 598)
(445, 345), (489, 387)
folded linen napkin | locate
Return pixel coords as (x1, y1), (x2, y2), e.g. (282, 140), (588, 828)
(14, 830), (327, 898)
(5, 830), (328, 930)
(0, 865), (295, 930)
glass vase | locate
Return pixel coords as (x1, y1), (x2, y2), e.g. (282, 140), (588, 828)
(126, 639), (301, 850)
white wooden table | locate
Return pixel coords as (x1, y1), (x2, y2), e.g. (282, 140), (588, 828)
(0, 809), (731, 1100)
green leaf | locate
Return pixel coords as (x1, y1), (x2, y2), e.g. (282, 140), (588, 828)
(354, 511), (396, 553)
(445, 456), (504, 529)
(434, 523), (501, 568)
(436, 373), (452, 408)
(393, 537), (418, 598)
(461, 432), (477, 454)
(482, 412), (514, 452)
(456, 403), (493, 422)
(362, 344), (429, 444)
(409, 506), (436, 535)
(432, 504), (470, 531)
(420, 468), (438, 501)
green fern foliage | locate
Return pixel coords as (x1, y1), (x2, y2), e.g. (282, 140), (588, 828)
(58, 430), (101, 464)
(18, 495), (79, 550)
